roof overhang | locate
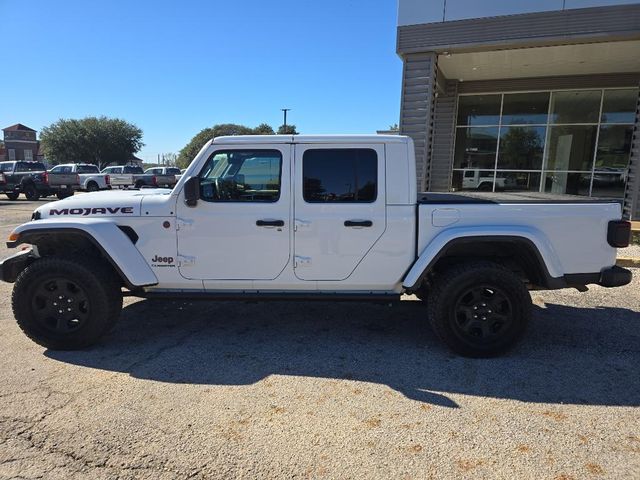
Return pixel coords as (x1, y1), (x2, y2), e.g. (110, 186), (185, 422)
(438, 40), (640, 82)
(397, 4), (640, 83)
(397, 4), (640, 55)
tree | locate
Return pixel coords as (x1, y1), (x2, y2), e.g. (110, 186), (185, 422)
(160, 153), (178, 166)
(277, 124), (298, 135)
(177, 123), (276, 168)
(389, 123), (399, 131)
(253, 123), (275, 135)
(40, 116), (143, 169)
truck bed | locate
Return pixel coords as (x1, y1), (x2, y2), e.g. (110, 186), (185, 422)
(418, 191), (623, 205)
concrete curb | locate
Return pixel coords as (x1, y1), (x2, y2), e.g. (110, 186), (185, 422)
(617, 257), (640, 268)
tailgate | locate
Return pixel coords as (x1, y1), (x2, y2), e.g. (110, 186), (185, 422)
(110, 174), (134, 185)
(47, 173), (79, 186)
(156, 174), (176, 184)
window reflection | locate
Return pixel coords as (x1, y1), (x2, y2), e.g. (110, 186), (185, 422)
(453, 127), (498, 169)
(303, 149), (377, 203)
(498, 126), (545, 170)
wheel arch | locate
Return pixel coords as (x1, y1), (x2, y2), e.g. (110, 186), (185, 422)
(6, 222), (157, 289)
(403, 229), (565, 292)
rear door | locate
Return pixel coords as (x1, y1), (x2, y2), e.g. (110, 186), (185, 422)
(293, 144), (386, 281)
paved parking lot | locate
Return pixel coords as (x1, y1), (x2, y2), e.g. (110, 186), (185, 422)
(0, 197), (639, 479)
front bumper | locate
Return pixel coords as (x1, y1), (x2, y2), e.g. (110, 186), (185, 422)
(0, 248), (37, 283)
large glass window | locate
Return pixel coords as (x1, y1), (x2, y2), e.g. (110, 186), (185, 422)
(453, 127), (498, 170)
(303, 149), (377, 203)
(452, 88), (638, 197)
(456, 95), (501, 126)
(198, 150), (282, 202)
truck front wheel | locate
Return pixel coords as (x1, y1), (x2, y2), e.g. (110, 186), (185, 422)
(5, 192), (19, 200)
(12, 257), (123, 350)
(427, 261), (531, 357)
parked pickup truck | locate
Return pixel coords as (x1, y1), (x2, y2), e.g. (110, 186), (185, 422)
(0, 135), (632, 357)
(144, 167), (181, 188)
(0, 160), (78, 200)
(101, 165), (178, 189)
(49, 164), (111, 192)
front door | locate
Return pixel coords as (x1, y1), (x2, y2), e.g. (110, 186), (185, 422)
(177, 145), (291, 280)
(293, 144), (386, 281)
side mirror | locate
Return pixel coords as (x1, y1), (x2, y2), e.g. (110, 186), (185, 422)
(184, 176), (200, 207)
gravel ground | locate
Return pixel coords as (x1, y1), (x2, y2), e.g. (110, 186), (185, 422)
(619, 243), (640, 259)
(0, 198), (639, 479)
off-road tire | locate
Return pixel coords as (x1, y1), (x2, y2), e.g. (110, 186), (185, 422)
(5, 192), (19, 200)
(427, 261), (531, 358)
(23, 184), (40, 201)
(12, 256), (123, 350)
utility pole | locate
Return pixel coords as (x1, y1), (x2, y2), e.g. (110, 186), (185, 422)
(442, 0), (447, 22)
(281, 108), (291, 131)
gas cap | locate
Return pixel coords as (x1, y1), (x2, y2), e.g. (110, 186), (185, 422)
(432, 208), (460, 227)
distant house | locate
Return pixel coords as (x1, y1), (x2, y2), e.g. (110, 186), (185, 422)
(0, 143), (5, 162)
(2, 124), (41, 163)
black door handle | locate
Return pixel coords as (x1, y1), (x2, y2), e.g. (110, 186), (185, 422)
(256, 219), (285, 227)
(344, 220), (373, 227)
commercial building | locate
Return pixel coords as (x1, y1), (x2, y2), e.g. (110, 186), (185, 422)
(2, 124), (42, 163)
(397, 2), (640, 219)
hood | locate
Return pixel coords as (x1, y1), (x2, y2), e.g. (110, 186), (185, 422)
(34, 189), (171, 220)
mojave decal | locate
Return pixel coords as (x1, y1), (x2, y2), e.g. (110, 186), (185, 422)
(49, 207), (135, 216)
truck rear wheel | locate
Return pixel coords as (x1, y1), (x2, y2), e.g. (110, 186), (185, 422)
(427, 261), (531, 358)
(86, 181), (99, 192)
(5, 192), (19, 200)
(56, 190), (74, 200)
(23, 184), (40, 201)
(12, 257), (123, 350)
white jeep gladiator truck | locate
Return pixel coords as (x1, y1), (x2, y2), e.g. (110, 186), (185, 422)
(0, 135), (632, 357)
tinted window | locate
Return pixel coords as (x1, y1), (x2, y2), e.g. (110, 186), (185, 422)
(601, 89), (638, 124)
(16, 162), (45, 172)
(453, 127), (498, 169)
(51, 165), (72, 174)
(77, 165), (99, 173)
(550, 90), (601, 124)
(0, 163), (13, 172)
(303, 149), (377, 203)
(497, 126), (545, 170)
(457, 95), (501, 126)
(501, 93), (549, 125)
(198, 150), (282, 202)
(124, 166), (143, 174)
(166, 168), (181, 175)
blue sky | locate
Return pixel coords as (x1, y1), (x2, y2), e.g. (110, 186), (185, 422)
(1, 0), (637, 162)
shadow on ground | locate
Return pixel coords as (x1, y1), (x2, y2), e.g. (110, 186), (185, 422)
(46, 298), (640, 408)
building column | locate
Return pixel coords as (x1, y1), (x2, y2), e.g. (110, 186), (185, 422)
(624, 84), (640, 220)
(399, 52), (437, 192)
(429, 80), (458, 192)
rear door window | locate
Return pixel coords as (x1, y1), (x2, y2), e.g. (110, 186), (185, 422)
(302, 149), (377, 203)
